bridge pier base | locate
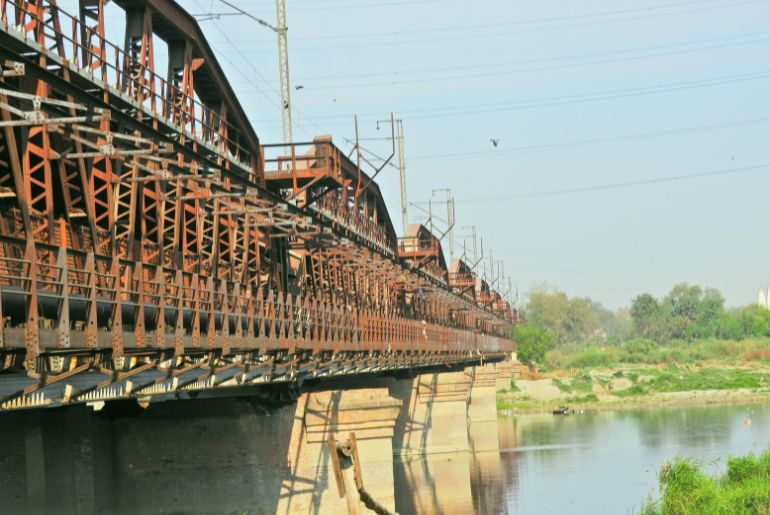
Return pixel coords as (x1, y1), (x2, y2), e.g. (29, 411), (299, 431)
(467, 363), (500, 425)
(495, 354), (523, 390)
(388, 371), (474, 514)
(277, 388), (402, 514)
(23, 412), (46, 514)
(392, 371), (471, 455)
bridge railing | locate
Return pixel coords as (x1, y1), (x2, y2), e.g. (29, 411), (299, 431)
(0, 0), (259, 180)
(313, 193), (395, 255)
(0, 236), (513, 359)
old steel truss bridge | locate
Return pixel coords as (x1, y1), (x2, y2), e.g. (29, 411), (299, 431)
(0, 0), (516, 412)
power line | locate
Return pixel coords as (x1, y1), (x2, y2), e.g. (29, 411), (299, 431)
(404, 70), (770, 122)
(499, 248), (770, 266)
(456, 163), (770, 204)
(210, 0), (766, 44)
(250, 69), (770, 126)
(211, 0), (769, 52)
(216, 0), (277, 30)
(232, 30), (770, 84)
(299, 35), (770, 90)
(501, 265), (760, 282)
(192, 0), (327, 140)
(229, 0), (448, 13)
(408, 116), (770, 162)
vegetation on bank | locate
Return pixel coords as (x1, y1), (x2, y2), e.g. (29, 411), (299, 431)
(543, 338), (770, 371)
(497, 284), (770, 412)
(496, 363), (770, 412)
(514, 283), (770, 371)
(641, 449), (770, 514)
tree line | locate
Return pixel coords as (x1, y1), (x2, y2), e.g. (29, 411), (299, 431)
(514, 283), (770, 365)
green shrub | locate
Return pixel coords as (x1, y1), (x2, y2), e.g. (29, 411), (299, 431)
(514, 323), (556, 365)
(643, 449), (770, 514)
(566, 347), (617, 368)
(624, 338), (659, 354)
(565, 393), (598, 403)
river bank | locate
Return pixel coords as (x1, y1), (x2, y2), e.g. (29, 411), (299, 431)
(497, 363), (770, 413)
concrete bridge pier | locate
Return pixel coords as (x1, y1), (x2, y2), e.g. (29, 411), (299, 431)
(277, 388), (403, 514)
(0, 406), (114, 515)
(389, 365), (505, 514)
(467, 363), (500, 426)
(495, 354), (523, 391)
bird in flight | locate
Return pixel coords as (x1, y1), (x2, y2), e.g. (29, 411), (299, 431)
(490, 139), (500, 147)
(295, 84), (304, 90)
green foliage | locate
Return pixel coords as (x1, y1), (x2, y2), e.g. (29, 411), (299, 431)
(625, 339), (659, 354)
(520, 283), (770, 371)
(543, 338), (770, 371)
(642, 449), (770, 514)
(552, 373), (593, 393)
(513, 323), (556, 365)
(630, 293), (664, 340)
(615, 383), (648, 397)
(565, 393), (598, 403)
(525, 288), (604, 345)
(566, 347), (617, 368)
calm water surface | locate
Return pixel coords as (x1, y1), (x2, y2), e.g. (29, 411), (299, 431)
(442, 403), (770, 514)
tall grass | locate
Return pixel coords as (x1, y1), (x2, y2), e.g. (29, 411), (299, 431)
(642, 449), (770, 514)
(543, 338), (770, 371)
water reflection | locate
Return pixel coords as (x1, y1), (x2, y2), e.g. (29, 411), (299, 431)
(496, 404), (769, 514)
(393, 420), (508, 515)
(2, 400), (767, 514)
(395, 404), (770, 514)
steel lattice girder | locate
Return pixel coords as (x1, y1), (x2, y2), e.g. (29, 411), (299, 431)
(0, 0), (515, 412)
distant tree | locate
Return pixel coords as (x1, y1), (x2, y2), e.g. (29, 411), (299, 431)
(514, 323), (556, 365)
(664, 283), (703, 322)
(738, 305), (770, 338)
(630, 293), (662, 340)
(526, 287), (570, 344)
(526, 286), (602, 345)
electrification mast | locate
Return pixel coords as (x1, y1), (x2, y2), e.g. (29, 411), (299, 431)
(275, 0), (292, 143)
(396, 119), (407, 233)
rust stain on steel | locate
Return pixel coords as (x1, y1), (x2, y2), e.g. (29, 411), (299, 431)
(0, 0), (516, 411)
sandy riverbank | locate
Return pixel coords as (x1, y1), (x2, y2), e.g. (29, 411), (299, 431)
(497, 365), (770, 413)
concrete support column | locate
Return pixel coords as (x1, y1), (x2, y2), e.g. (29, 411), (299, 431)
(24, 412), (47, 514)
(466, 364), (499, 424)
(277, 388), (402, 515)
(392, 371), (471, 455)
(389, 372), (474, 514)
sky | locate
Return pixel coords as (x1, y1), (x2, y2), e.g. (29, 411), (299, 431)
(103, 0), (770, 310)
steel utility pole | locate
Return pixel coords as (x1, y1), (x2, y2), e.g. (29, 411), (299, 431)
(432, 188), (455, 262)
(397, 119), (407, 234)
(275, 0), (292, 143)
(213, 1), (292, 142)
(376, 117), (407, 233)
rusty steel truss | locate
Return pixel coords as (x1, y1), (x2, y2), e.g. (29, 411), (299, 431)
(0, 0), (515, 412)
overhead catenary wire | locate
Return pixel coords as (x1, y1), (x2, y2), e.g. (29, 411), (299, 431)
(294, 35), (770, 90)
(191, 0), (329, 140)
(210, 0), (769, 52)
(209, 0), (767, 45)
(232, 29), (770, 85)
(407, 115), (770, 162)
(251, 69), (770, 126)
(456, 163), (770, 204)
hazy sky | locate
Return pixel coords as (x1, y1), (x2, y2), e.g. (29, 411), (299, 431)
(113, 0), (770, 309)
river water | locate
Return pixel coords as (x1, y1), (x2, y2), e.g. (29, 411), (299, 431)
(2, 400), (768, 514)
(434, 403), (770, 514)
